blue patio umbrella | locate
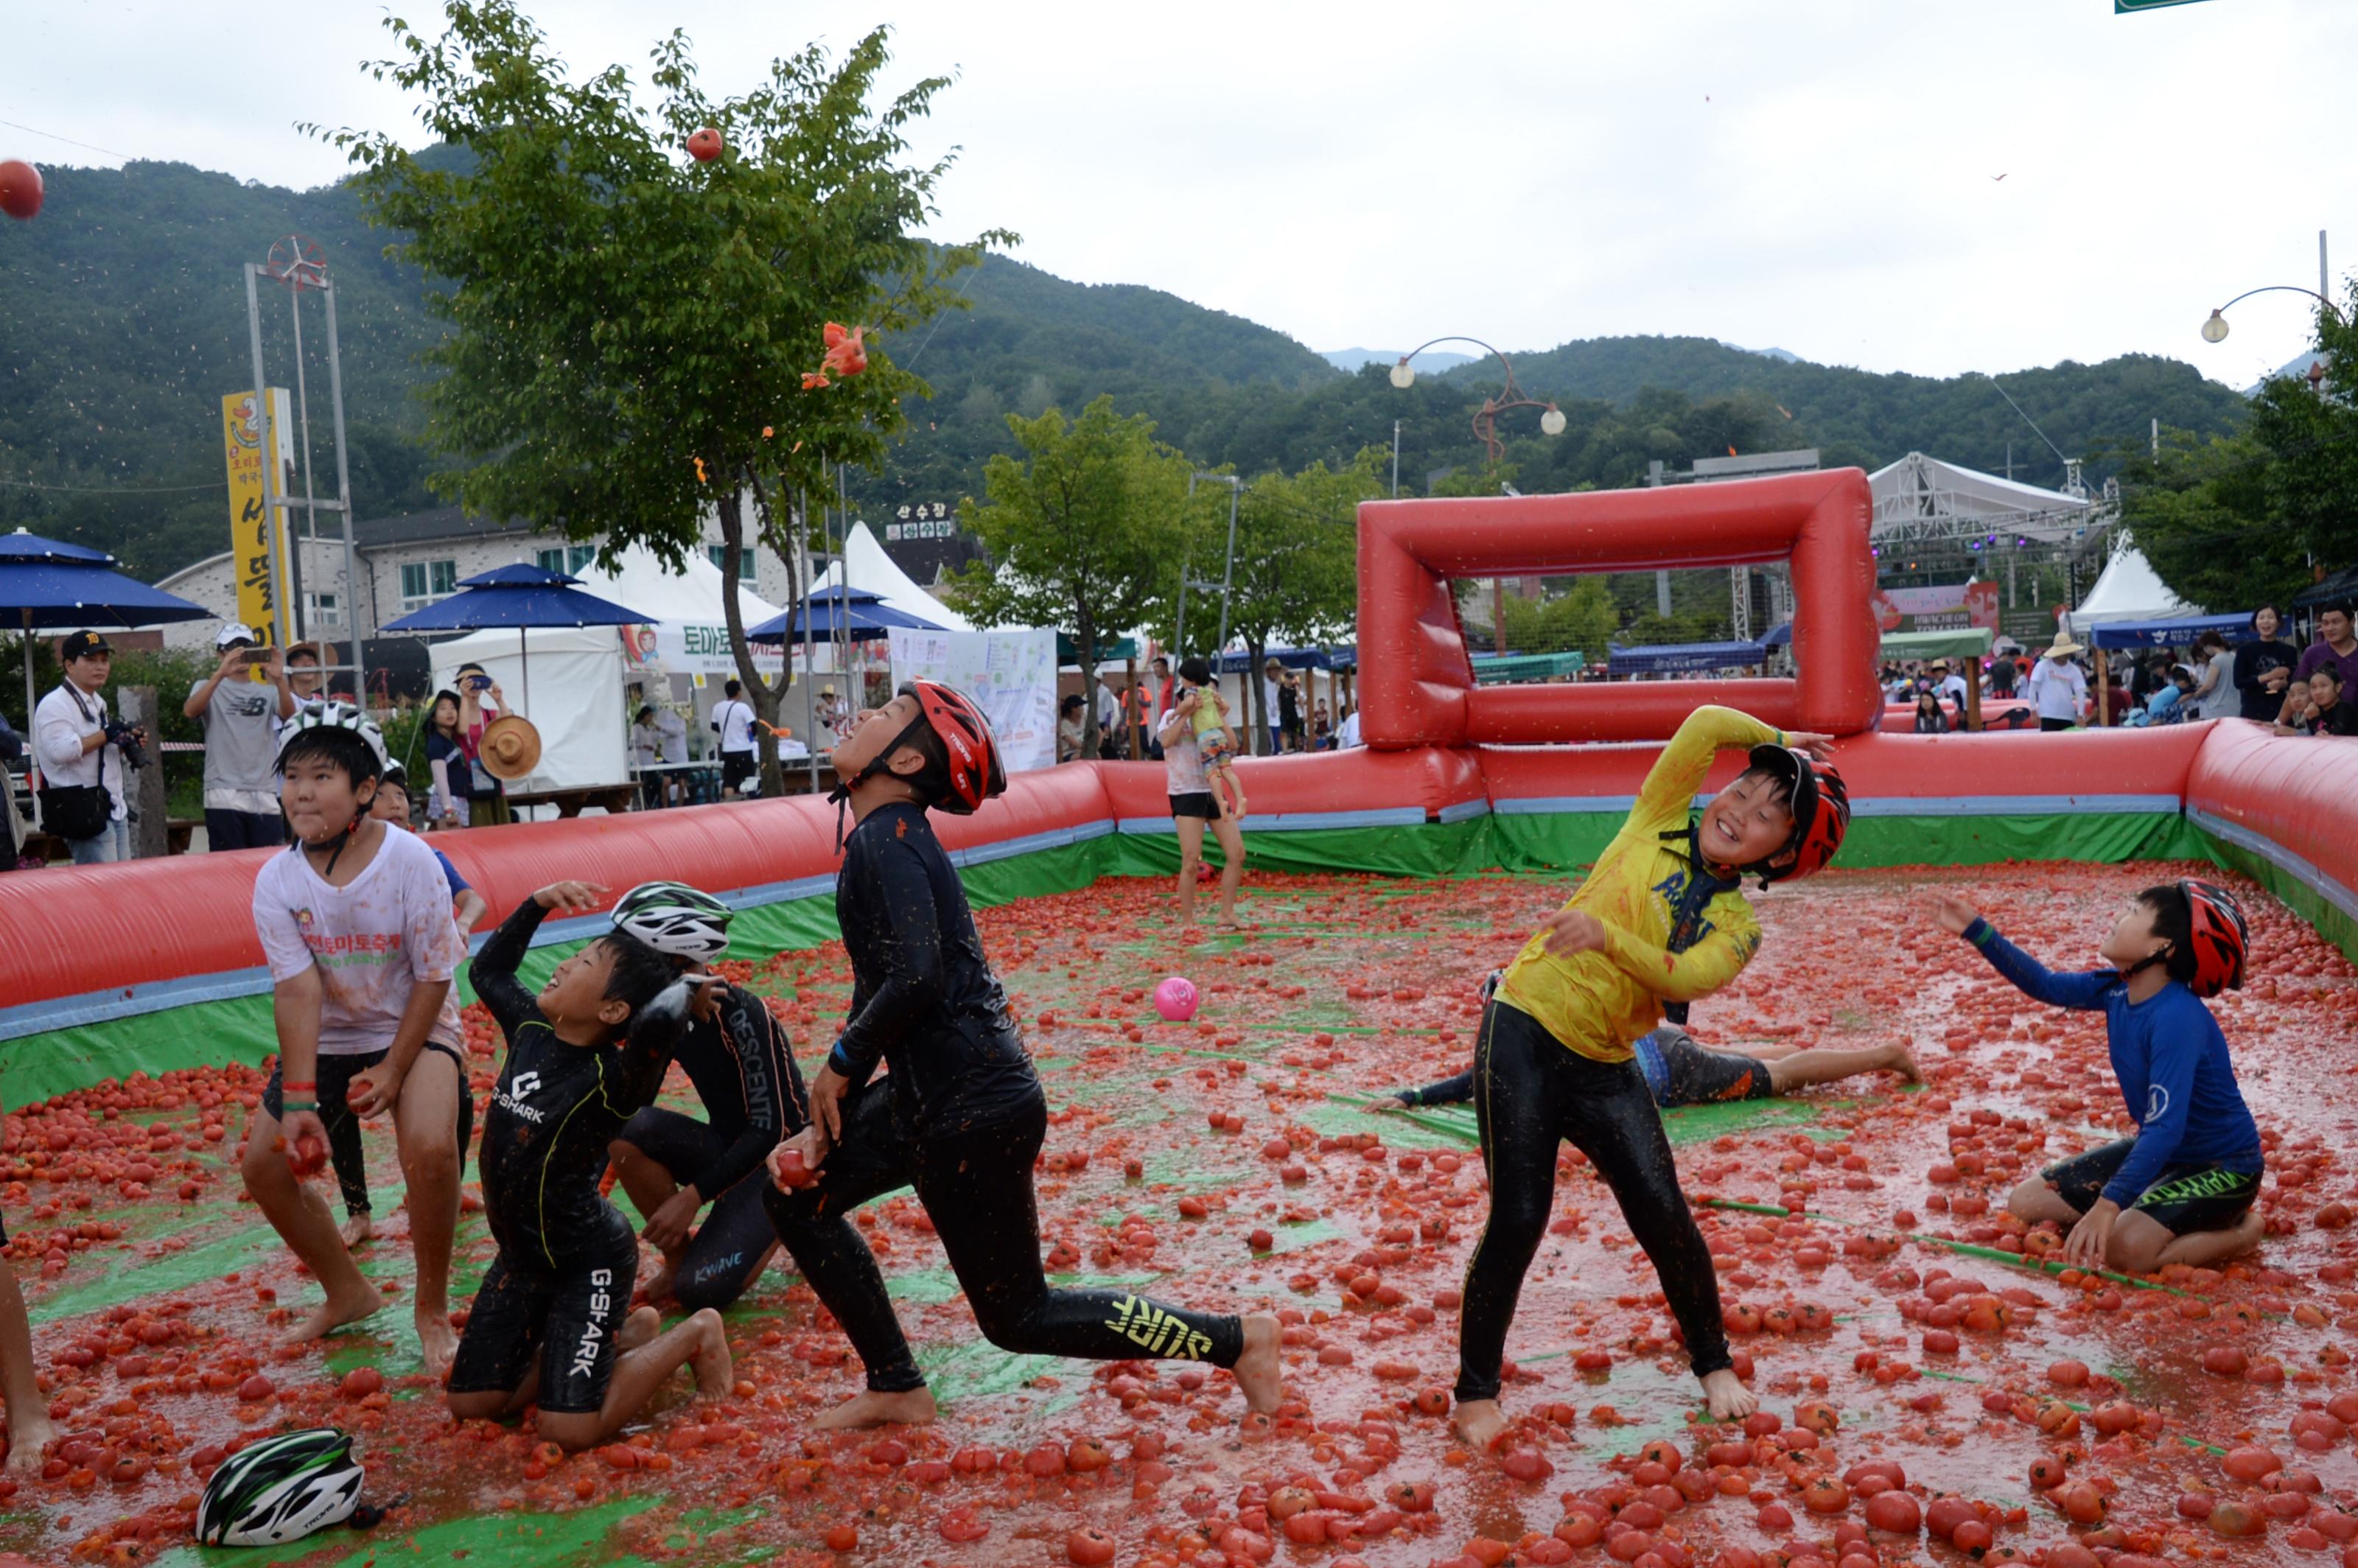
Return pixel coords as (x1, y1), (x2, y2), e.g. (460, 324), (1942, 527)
(0, 528), (212, 726)
(745, 586), (948, 644)
(380, 561), (654, 713)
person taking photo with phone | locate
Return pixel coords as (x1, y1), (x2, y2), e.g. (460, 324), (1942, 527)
(185, 623), (297, 851)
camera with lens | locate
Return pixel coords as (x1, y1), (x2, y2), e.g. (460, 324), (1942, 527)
(103, 718), (149, 771)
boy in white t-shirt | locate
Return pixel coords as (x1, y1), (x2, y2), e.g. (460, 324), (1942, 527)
(242, 705), (474, 1376)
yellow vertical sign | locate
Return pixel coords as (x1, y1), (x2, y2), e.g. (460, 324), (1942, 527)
(220, 392), (276, 648)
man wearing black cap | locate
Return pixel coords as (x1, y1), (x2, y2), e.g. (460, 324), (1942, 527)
(33, 631), (144, 864)
(183, 623), (297, 850)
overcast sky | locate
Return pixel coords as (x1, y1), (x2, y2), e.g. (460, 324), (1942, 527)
(6, 0), (2351, 385)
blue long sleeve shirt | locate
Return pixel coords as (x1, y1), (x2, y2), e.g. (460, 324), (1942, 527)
(1962, 918), (2261, 1205)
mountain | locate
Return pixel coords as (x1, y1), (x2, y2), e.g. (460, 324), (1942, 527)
(1723, 343), (1802, 364)
(1, 160), (2256, 582)
(1318, 347), (1479, 374)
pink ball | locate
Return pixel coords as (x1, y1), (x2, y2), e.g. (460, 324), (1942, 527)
(1152, 976), (1198, 1023)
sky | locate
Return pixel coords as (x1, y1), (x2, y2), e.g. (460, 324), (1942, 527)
(4, 0), (2353, 387)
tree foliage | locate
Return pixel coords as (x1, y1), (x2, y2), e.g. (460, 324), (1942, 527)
(953, 396), (1192, 755)
(2120, 290), (2358, 611)
(315, 2), (1008, 786)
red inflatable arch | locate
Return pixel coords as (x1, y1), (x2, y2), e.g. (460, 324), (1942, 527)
(1354, 469), (1883, 746)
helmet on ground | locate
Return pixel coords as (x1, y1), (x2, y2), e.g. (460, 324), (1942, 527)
(196, 1427), (363, 1547)
(2178, 879), (2248, 998)
(613, 881), (732, 962)
(905, 679), (1007, 813)
(1743, 745), (1850, 886)
(274, 701), (388, 780)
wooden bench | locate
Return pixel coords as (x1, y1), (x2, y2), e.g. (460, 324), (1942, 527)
(505, 783), (641, 819)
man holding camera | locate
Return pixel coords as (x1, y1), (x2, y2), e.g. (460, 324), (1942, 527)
(185, 623), (297, 851)
(34, 631), (146, 865)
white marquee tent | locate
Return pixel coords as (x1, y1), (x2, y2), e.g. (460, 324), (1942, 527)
(814, 522), (974, 631)
(2063, 539), (2203, 630)
(1867, 452), (2093, 548)
(568, 545), (786, 676)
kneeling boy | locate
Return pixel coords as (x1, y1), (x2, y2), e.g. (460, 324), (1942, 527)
(1936, 881), (2262, 1273)
(446, 881), (730, 1449)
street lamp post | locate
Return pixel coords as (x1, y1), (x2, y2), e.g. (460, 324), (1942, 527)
(1388, 336), (1567, 463)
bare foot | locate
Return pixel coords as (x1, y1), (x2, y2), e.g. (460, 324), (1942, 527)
(340, 1212), (374, 1248)
(1701, 1368), (1757, 1421)
(414, 1307), (458, 1379)
(1883, 1044), (1923, 1085)
(1232, 1312), (1283, 1415)
(617, 1306), (660, 1354)
(1452, 1397), (1508, 1449)
(685, 1308), (732, 1398)
(811, 1387), (940, 1430)
(279, 1285), (382, 1347)
(5, 1414), (57, 1475)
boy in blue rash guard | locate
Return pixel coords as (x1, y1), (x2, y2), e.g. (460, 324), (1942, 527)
(1932, 881), (2263, 1274)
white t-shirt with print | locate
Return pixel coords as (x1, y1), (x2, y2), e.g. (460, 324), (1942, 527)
(251, 825), (467, 1056)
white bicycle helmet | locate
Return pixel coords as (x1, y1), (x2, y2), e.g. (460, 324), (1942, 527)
(274, 700), (390, 780)
(196, 1427), (364, 1547)
(612, 881), (733, 962)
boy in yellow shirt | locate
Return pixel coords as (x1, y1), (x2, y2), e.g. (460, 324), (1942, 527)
(1454, 705), (1849, 1444)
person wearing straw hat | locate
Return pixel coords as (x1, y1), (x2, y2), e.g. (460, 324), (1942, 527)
(2027, 631), (2089, 732)
(477, 715), (541, 795)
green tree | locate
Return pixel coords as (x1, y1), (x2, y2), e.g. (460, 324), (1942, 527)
(1211, 450), (1382, 749)
(1496, 577), (1621, 662)
(954, 396), (1191, 755)
(318, 3), (1009, 790)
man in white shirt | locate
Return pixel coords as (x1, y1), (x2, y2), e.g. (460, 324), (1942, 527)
(713, 679), (758, 797)
(1094, 673), (1123, 758)
(33, 630), (142, 864)
(186, 623), (297, 850)
(2026, 634), (2091, 732)
(1337, 707), (1362, 749)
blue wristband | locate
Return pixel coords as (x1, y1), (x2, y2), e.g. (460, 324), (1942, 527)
(828, 1041), (858, 1077)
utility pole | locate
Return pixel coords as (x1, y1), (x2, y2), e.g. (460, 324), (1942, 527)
(1390, 420), (1401, 498)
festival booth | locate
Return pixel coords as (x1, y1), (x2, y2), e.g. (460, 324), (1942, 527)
(426, 624), (629, 795)
(1605, 640), (1769, 677)
(5, 468), (2355, 1108)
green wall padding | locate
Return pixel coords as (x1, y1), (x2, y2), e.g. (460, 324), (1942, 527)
(0, 805), (2310, 1110)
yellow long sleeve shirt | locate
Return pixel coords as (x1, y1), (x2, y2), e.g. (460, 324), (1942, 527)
(1496, 705), (1785, 1063)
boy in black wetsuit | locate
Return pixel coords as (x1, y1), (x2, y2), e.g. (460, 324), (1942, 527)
(763, 682), (1282, 1430)
(446, 881), (733, 1449)
(604, 881), (808, 1311)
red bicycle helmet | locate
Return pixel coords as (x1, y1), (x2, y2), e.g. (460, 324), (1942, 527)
(2178, 879), (2248, 998)
(904, 679), (1007, 814)
(1744, 745), (1850, 886)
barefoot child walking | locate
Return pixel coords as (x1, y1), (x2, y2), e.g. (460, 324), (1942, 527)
(241, 705), (474, 1374)
(1937, 883), (2264, 1273)
(444, 881), (732, 1448)
(1453, 705), (1850, 1446)
(763, 682), (1282, 1429)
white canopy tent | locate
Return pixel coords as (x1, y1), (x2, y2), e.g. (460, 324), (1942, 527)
(814, 522), (975, 631)
(2065, 539), (2203, 630)
(567, 545), (786, 676)
(427, 624), (629, 794)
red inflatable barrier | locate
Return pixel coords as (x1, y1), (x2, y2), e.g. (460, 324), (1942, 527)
(1096, 746), (1488, 823)
(1355, 471), (1882, 746)
(2186, 718), (2358, 918)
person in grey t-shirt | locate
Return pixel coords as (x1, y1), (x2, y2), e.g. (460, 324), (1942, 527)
(183, 623), (297, 850)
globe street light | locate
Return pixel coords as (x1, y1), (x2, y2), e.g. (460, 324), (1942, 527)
(2198, 284), (2345, 345)
(1389, 335), (1565, 462)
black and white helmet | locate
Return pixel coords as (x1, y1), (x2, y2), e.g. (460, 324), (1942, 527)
(612, 881), (732, 962)
(273, 700), (389, 780)
(196, 1427), (364, 1547)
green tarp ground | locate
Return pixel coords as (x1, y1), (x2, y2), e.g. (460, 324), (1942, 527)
(0, 805), (2318, 1110)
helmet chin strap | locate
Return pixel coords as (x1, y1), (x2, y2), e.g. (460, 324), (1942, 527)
(830, 715), (932, 851)
(2117, 943), (2173, 982)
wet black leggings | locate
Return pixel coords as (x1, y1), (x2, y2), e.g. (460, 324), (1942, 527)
(763, 1084), (1244, 1393)
(1455, 1000), (1731, 1401)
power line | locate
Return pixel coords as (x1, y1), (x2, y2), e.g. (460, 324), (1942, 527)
(0, 116), (133, 161)
(0, 475), (225, 494)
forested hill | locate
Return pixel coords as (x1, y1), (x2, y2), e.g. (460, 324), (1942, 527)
(2, 158), (2252, 582)
(1455, 336), (2251, 493)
